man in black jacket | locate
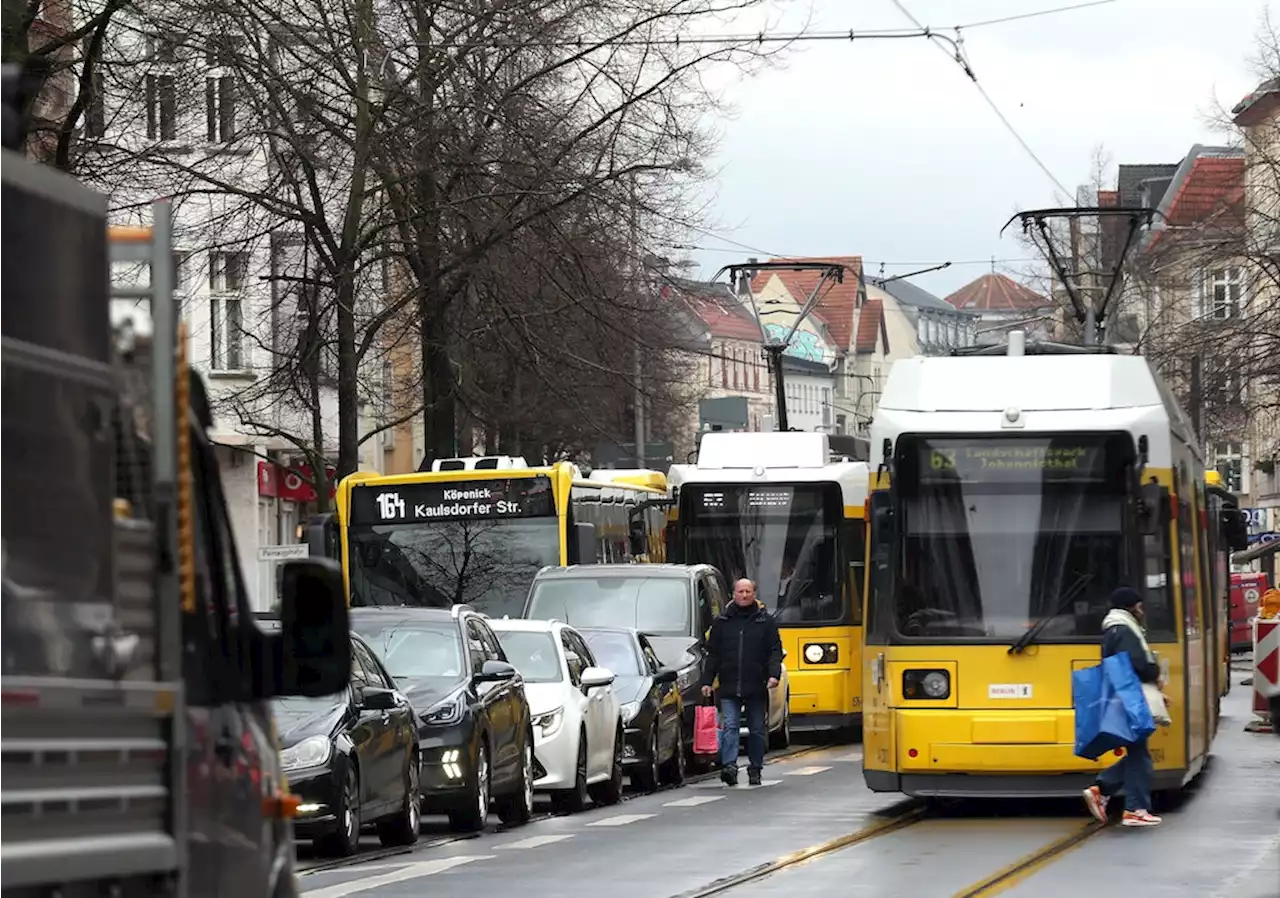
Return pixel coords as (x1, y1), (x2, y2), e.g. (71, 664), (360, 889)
(700, 578), (783, 786)
(1083, 586), (1165, 827)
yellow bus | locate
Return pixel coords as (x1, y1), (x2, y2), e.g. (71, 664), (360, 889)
(313, 456), (670, 618)
(1203, 470), (1249, 704)
(667, 432), (868, 735)
(862, 341), (1245, 799)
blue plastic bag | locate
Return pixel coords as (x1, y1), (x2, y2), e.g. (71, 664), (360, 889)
(1072, 653), (1155, 760)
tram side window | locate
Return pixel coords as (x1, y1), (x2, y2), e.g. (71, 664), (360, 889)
(1141, 513), (1177, 642)
(844, 519), (865, 627)
(1178, 500), (1200, 633)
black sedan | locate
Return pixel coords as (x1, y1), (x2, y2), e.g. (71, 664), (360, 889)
(578, 626), (685, 792)
(351, 606), (536, 832)
(272, 631), (420, 857)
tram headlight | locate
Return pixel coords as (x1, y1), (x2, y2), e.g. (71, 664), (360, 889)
(802, 643), (839, 664)
(903, 669), (950, 700)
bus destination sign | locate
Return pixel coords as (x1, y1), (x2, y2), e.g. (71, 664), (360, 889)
(918, 440), (1107, 482)
(691, 486), (797, 514)
(350, 476), (555, 525)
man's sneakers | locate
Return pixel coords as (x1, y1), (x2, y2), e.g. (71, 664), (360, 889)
(1082, 785), (1109, 823)
(747, 768), (762, 786)
(1121, 810), (1163, 827)
(721, 767), (738, 787)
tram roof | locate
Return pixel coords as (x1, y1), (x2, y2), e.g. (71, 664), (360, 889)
(671, 431), (869, 507)
(871, 352), (1197, 470)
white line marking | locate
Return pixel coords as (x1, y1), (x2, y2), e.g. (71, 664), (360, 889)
(663, 795), (726, 807)
(301, 856), (493, 898)
(743, 779), (781, 788)
(689, 778), (781, 789)
(832, 751), (864, 762)
(586, 813), (656, 826)
(784, 765), (832, 776)
(495, 834), (575, 850)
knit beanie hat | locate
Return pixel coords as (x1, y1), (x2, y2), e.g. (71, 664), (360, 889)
(1109, 586), (1142, 610)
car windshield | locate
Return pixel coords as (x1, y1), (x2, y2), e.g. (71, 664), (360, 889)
(491, 630), (563, 682)
(581, 631), (644, 676)
(351, 621), (465, 679)
(892, 435), (1152, 640)
(680, 484), (842, 625)
(348, 519), (560, 619)
(525, 577), (690, 636)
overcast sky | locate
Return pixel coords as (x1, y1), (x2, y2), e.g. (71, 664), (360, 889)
(685, 0), (1272, 299)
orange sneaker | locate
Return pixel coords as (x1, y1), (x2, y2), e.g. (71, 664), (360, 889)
(1121, 810), (1162, 827)
(1083, 785), (1109, 823)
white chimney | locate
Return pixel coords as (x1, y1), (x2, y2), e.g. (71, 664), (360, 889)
(1007, 330), (1026, 357)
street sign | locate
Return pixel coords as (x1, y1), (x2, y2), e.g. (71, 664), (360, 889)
(257, 544), (310, 562)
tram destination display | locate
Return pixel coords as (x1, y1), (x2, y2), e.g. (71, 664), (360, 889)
(687, 484), (825, 516)
(351, 475), (555, 525)
(915, 438), (1109, 482)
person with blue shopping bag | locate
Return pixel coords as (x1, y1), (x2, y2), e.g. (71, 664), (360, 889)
(1082, 587), (1170, 827)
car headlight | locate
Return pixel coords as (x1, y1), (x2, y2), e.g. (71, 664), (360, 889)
(902, 669), (951, 700)
(676, 665), (698, 691)
(280, 735), (331, 772)
(620, 701), (641, 723)
(421, 690), (466, 727)
(532, 707), (563, 738)
(803, 643), (838, 664)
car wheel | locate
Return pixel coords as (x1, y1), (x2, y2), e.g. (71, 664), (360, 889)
(377, 756), (421, 846)
(769, 694), (791, 750)
(496, 733), (535, 826)
(589, 726), (624, 806)
(448, 741), (490, 832)
(661, 718), (686, 786)
(633, 727), (660, 793)
(551, 732), (589, 814)
(317, 765), (360, 857)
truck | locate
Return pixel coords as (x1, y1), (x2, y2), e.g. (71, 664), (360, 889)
(2, 113), (353, 896)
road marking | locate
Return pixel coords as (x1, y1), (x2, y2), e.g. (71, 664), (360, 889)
(301, 856), (493, 898)
(831, 750), (864, 762)
(689, 779), (781, 789)
(664, 795), (726, 807)
(743, 779), (781, 788)
(495, 834), (575, 850)
(783, 765), (832, 776)
(586, 813), (656, 826)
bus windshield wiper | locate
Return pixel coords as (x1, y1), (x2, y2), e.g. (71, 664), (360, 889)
(1008, 572), (1094, 655)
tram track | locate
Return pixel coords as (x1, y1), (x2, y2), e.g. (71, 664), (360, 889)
(296, 741), (832, 875)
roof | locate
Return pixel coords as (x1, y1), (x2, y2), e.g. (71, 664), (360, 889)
(854, 299), (883, 353)
(1116, 163), (1179, 209)
(1143, 146), (1244, 252)
(349, 606), (455, 622)
(873, 277), (966, 314)
(534, 563), (698, 580)
(1232, 77), (1280, 127)
(749, 256), (863, 351)
(486, 617), (563, 632)
(663, 278), (760, 342)
(943, 273), (1052, 312)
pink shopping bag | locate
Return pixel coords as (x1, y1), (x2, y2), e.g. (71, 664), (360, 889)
(693, 705), (719, 755)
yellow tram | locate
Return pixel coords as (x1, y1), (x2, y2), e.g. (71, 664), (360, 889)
(861, 341), (1247, 798)
(668, 431), (868, 733)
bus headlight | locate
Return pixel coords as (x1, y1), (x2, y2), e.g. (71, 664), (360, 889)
(903, 669), (950, 700)
(803, 643), (838, 664)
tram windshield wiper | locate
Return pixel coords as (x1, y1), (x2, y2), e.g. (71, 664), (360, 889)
(1007, 573), (1094, 655)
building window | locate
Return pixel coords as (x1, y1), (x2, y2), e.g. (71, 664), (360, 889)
(209, 251), (249, 371)
(753, 357), (760, 392)
(917, 317), (927, 345)
(1197, 268), (1242, 319)
(145, 74), (177, 140)
(1213, 442), (1244, 493)
(721, 345), (727, 387)
(205, 38), (238, 143)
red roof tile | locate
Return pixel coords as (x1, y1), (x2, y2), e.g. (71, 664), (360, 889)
(1144, 154), (1244, 252)
(667, 283), (762, 341)
(1232, 78), (1280, 127)
(748, 256), (862, 351)
(855, 300), (883, 353)
(1098, 189), (1118, 207)
(944, 273), (1050, 312)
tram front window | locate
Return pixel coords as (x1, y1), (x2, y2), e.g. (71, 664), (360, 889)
(896, 435), (1133, 641)
(681, 483), (842, 625)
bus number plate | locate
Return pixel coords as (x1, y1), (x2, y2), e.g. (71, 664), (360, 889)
(988, 684), (1033, 699)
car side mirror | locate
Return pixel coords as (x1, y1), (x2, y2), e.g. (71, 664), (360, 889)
(654, 668), (678, 685)
(580, 666), (615, 689)
(475, 659), (518, 682)
(268, 558), (351, 698)
(358, 686), (397, 711)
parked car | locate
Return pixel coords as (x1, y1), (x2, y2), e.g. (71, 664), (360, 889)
(269, 629), (420, 857)
(578, 626), (686, 791)
(350, 606), (535, 832)
(487, 618), (625, 812)
(522, 564), (792, 762)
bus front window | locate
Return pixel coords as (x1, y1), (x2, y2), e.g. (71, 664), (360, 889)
(348, 519), (560, 618)
(680, 484), (842, 625)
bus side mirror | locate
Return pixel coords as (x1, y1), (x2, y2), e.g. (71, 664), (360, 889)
(574, 522), (598, 564)
(869, 492), (894, 558)
(1221, 509), (1249, 552)
(1138, 484), (1168, 536)
(628, 517), (647, 557)
(306, 513), (340, 559)
(272, 558), (351, 698)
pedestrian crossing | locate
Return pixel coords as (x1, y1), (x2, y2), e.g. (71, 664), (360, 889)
(300, 750), (858, 894)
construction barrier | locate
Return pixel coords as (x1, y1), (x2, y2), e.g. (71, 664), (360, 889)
(1251, 616), (1279, 731)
